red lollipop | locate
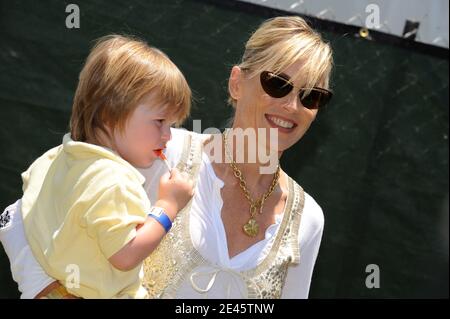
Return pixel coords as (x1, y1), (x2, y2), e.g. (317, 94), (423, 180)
(154, 149), (171, 172)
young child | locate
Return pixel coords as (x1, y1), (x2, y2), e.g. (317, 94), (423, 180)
(1, 35), (194, 298)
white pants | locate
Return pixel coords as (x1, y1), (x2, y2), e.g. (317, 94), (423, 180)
(0, 200), (54, 298)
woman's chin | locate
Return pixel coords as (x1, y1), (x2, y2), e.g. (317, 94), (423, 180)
(278, 135), (305, 151)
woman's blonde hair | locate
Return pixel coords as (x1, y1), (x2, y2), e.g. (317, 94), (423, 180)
(229, 16), (333, 106)
(70, 34), (191, 143)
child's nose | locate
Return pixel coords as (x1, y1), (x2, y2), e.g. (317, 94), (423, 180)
(161, 125), (171, 143)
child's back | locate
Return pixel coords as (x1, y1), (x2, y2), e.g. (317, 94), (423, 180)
(22, 137), (149, 298)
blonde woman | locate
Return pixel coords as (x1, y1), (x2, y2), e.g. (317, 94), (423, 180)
(141, 16), (333, 298)
(1, 16), (332, 299)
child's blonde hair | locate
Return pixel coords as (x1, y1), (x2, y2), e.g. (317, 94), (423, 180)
(229, 16), (333, 106)
(70, 34), (191, 144)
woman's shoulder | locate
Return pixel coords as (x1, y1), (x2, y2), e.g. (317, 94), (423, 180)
(287, 177), (324, 234)
(291, 187), (325, 248)
(170, 127), (206, 143)
(165, 128), (188, 165)
(170, 127), (190, 140)
(302, 191), (325, 230)
(166, 128), (207, 164)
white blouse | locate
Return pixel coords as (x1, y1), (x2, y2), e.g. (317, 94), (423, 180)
(0, 128), (324, 298)
(140, 128), (325, 298)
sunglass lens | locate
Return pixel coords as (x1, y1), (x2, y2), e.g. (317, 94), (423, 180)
(260, 72), (292, 98)
(300, 90), (332, 109)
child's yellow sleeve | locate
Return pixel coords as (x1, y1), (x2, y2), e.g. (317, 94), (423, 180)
(81, 183), (148, 259)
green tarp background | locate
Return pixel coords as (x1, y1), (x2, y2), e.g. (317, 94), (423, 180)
(0, 0), (448, 298)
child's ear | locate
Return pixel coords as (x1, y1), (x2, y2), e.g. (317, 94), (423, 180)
(228, 66), (243, 101)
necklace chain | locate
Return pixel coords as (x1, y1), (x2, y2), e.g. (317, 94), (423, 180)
(222, 129), (280, 237)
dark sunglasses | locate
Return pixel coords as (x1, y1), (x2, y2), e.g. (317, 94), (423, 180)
(260, 71), (333, 109)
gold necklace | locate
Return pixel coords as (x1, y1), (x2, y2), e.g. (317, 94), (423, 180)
(222, 130), (280, 237)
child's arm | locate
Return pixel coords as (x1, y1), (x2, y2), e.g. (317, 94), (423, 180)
(108, 168), (193, 271)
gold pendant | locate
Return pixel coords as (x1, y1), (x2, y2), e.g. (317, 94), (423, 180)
(243, 218), (259, 237)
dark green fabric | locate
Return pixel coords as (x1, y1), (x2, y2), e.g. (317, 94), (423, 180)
(0, 0), (448, 298)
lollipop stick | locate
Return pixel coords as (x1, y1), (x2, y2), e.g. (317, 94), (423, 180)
(154, 150), (172, 173)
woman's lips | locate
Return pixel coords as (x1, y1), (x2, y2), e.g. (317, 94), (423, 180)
(265, 114), (297, 133)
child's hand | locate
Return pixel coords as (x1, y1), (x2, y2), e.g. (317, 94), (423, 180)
(155, 168), (194, 220)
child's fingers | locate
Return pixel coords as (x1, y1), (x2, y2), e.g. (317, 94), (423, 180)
(169, 167), (180, 179)
(168, 168), (192, 183)
(159, 171), (171, 183)
(182, 173), (194, 185)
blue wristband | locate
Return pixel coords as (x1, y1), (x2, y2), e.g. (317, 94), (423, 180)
(148, 207), (172, 233)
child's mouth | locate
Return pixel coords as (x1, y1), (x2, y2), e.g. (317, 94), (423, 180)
(153, 149), (167, 160)
(154, 149), (162, 156)
(153, 148), (171, 171)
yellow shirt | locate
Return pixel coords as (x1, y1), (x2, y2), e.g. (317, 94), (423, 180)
(21, 134), (149, 298)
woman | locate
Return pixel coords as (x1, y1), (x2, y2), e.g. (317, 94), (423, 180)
(1, 16), (333, 298)
(141, 15), (333, 298)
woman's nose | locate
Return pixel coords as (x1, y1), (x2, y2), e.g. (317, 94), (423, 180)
(282, 93), (300, 112)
